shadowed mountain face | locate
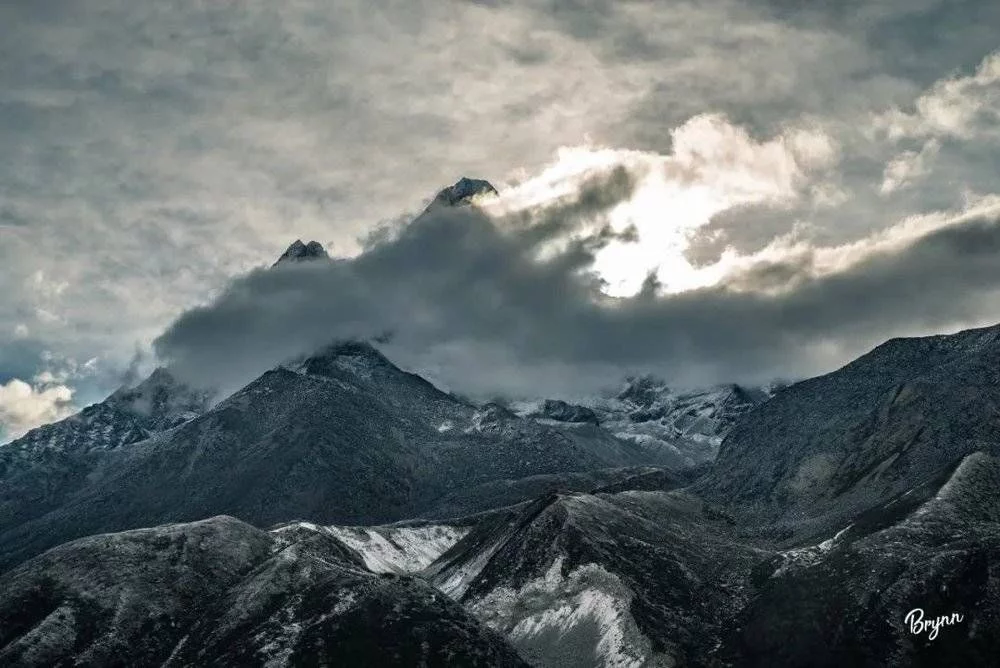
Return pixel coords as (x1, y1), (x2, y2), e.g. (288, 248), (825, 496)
(424, 489), (764, 667)
(719, 451), (1000, 668)
(0, 341), (682, 572)
(694, 323), (1000, 539)
(410, 325), (1000, 667)
(0, 516), (528, 667)
(0, 369), (212, 546)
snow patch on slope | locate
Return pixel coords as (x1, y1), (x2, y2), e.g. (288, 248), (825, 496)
(771, 524), (852, 578)
(436, 536), (509, 600)
(469, 557), (673, 668)
(278, 524), (469, 574)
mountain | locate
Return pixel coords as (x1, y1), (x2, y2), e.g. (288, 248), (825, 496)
(519, 378), (770, 466)
(5, 216), (1000, 668)
(0, 368), (211, 547)
(431, 177), (499, 207)
(0, 515), (528, 667)
(0, 341), (683, 571)
(420, 450), (1000, 668)
(272, 239), (329, 266)
(719, 451), (1000, 667)
(2, 367), (211, 463)
(415, 324), (1000, 667)
(424, 487), (765, 667)
(695, 323), (1000, 539)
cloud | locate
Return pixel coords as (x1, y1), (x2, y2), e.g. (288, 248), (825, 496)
(154, 159), (1000, 400)
(874, 51), (1000, 142)
(880, 139), (941, 194)
(0, 378), (75, 442)
(485, 115), (839, 296)
(5, 0), (1000, 408)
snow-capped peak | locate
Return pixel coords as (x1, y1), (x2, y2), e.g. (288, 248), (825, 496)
(273, 239), (329, 266)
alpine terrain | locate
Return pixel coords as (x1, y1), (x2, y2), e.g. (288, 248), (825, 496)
(0, 180), (997, 667)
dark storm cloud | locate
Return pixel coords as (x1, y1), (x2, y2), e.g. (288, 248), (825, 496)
(154, 174), (1000, 399)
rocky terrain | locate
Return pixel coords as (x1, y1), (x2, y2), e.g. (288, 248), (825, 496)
(695, 323), (1000, 541)
(0, 516), (526, 667)
(520, 377), (771, 466)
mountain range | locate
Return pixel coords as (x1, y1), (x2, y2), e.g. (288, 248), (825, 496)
(1, 179), (997, 667)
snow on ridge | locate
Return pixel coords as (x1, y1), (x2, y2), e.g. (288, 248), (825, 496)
(771, 523), (852, 578)
(468, 557), (670, 668)
(436, 535), (508, 600)
(273, 523), (470, 574)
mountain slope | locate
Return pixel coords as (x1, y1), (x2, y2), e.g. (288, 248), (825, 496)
(695, 323), (1000, 537)
(721, 451), (1000, 667)
(520, 379), (771, 466)
(0, 341), (679, 571)
(0, 368), (211, 539)
(416, 448), (1000, 668)
(0, 516), (528, 667)
(425, 488), (767, 667)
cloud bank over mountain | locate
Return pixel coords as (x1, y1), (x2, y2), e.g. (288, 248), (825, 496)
(155, 161), (1000, 398)
(4, 0), (1000, 430)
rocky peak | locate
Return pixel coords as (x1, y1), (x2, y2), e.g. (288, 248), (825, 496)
(617, 375), (670, 408)
(273, 239), (329, 267)
(537, 399), (600, 425)
(432, 177), (498, 207)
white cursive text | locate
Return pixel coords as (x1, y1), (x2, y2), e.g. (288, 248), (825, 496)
(904, 608), (964, 641)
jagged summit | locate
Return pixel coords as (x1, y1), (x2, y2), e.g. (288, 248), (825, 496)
(432, 177), (498, 207)
(273, 239), (329, 266)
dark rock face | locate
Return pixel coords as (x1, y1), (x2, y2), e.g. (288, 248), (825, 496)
(2, 367), (211, 463)
(0, 368), (212, 555)
(272, 239), (329, 266)
(419, 325), (1000, 667)
(720, 452), (1000, 668)
(426, 489), (763, 667)
(536, 399), (600, 425)
(421, 452), (1000, 668)
(0, 341), (681, 571)
(432, 177), (498, 206)
(0, 516), (528, 667)
(695, 323), (1000, 538)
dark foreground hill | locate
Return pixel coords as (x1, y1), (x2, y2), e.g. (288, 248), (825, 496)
(0, 515), (527, 667)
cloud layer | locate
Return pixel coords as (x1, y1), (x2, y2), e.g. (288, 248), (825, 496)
(0, 378), (75, 442)
(155, 161), (1000, 399)
(5, 1), (1000, 431)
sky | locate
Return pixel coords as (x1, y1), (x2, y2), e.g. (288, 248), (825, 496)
(2, 0), (1000, 440)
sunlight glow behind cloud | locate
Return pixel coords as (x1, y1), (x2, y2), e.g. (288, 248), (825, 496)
(487, 114), (839, 296)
